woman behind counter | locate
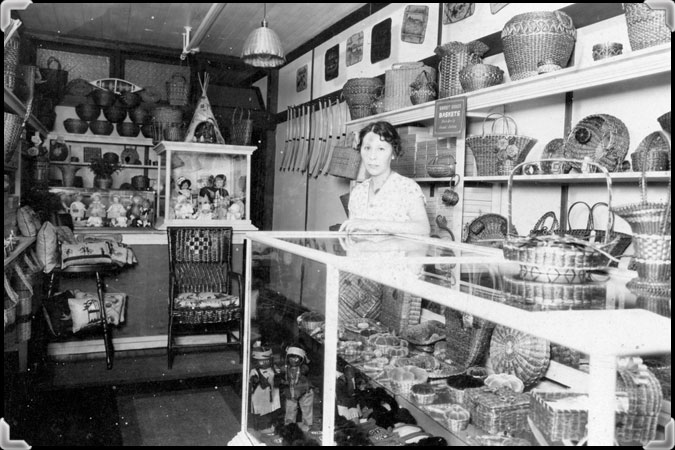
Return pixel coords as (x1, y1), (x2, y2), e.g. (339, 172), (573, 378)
(340, 121), (430, 236)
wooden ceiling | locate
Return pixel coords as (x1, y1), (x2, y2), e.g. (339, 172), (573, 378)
(16, 3), (367, 60)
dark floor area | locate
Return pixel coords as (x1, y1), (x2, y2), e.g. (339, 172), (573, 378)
(4, 349), (244, 446)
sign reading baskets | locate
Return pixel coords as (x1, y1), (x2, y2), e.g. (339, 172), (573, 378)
(433, 97), (467, 137)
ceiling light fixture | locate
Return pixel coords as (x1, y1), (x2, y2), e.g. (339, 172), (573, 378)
(241, 3), (285, 68)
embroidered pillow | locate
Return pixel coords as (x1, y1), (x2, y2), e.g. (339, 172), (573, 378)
(16, 205), (42, 237)
(68, 291), (127, 333)
(61, 241), (112, 268)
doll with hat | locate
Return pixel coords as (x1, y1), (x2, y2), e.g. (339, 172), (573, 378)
(176, 176), (192, 199)
(280, 343), (315, 431)
(249, 340), (282, 433)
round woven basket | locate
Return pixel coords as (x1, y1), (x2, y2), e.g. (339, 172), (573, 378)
(89, 120), (114, 135)
(489, 325), (550, 387)
(435, 41), (488, 98)
(623, 3), (671, 52)
(501, 11), (577, 81)
(563, 114), (630, 172)
(90, 88), (117, 107)
(459, 63), (504, 92)
(631, 148), (670, 172)
(63, 118), (89, 134)
(130, 106), (150, 125)
(103, 104), (127, 123)
(343, 78), (383, 119)
(75, 103), (101, 121)
(119, 91), (142, 109)
(426, 155), (456, 178)
(116, 122), (140, 138)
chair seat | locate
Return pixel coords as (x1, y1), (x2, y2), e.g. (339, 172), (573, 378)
(174, 292), (239, 309)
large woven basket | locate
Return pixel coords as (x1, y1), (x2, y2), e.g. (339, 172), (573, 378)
(343, 78), (383, 119)
(466, 113), (537, 176)
(166, 72), (189, 106)
(623, 3), (671, 52)
(444, 306), (495, 368)
(631, 131), (670, 172)
(465, 386), (531, 435)
(459, 63), (504, 93)
(384, 62), (436, 112)
(501, 11), (577, 81)
(435, 41), (488, 98)
(489, 325), (550, 387)
(563, 114), (630, 172)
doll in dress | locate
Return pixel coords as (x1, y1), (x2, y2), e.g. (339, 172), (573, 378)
(176, 176), (192, 199)
(280, 344), (314, 431)
(193, 201), (213, 220)
(226, 202), (242, 221)
(86, 193), (106, 227)
(174, 194), (194, 219)
(140, 199), (153, 227)
(107, 195), (128, 227)
(69, 194), (86, 223)
(127, 195), (143, 227)
(249, 342), (282, 433)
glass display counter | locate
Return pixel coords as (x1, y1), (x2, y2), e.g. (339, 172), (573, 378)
(230, 231), (670, 446)
(152, 141), (257, 231)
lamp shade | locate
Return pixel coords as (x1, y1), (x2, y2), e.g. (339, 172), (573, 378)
(241, 19), (286, 68)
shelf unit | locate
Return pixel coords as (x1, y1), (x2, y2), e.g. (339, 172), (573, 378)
(4, 85), (49, 136)
(46, 132), (153, 147)
(49, 161), (158, 170)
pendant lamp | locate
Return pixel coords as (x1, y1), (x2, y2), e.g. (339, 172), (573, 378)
(241, 4), (286, 68)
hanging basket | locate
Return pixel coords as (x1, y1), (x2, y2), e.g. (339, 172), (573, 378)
(166, 72), (189, 106)
(466, 113), (537, 176)
(435, 41), (488, 98)
(501, 11), (577, 81)
(231, 107), (253, 146)
(563, 114), (630, 172)
(623, 3), (671, 52)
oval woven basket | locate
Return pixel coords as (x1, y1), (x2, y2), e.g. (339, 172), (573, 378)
(343, 78), (383, 119)
(458, 63), (504, 92)
(501, 11), (577, 81)
(489, 325), (550, 387)
(75, 103), (101, 121)
(426, 154), (456, 178)
(89, 120), (114, 136)
(103, 104), (127, 123)
(563, 114), (630, 172)
(63, 118), (89, 134)
(116, 122), (140, 137)
(623, 3), (672, 52)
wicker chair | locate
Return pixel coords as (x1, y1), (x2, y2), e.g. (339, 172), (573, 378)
(167, 227), (243, 369)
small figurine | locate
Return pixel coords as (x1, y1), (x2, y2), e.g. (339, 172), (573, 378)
(249, 341), (282, 433)
(199, 173), (230, 205)
(176, 176), (192, 199)
(127, 195), (143, 227)
(86, 193), (106, 227)
(193, 201), (213, 220)
(226, 202), (242, 220)
(140, 199), (153, 227)
(280, 344), (314, 431)
(107, 195), (127, 221)
(336, 365), (361, 422)
(69, 194), (86, 223)
(174, 194), (194, 219)
(194, 120), (217, 143)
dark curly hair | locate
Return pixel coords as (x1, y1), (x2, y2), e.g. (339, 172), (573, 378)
(357, 121), (402, 157)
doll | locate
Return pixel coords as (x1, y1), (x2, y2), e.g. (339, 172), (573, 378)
(106, 195), (127, 227)
(280, 344), (314, 431)
(86, 193), (106, 227)
(176, 176), (192, 199)
(200, 174), (230, 205)
(193, 201), (213, 220)
(336, 365), (361, 422)
(174, 194), (194, 219)
(127, 195), (143, 227)
(69, 194), (86, 223)
(249, 342), (282, 433)
(140, 199), (153, 227)
(226, 202), (242, 220)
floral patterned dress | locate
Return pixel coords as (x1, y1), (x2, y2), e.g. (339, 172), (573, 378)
(348, 171), (426, 222)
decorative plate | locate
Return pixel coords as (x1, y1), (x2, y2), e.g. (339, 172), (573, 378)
(443, 3), (475, 24)
(490, 325), (550, 387)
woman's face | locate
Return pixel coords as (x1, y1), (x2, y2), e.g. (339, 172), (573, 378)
(361, 131), (394, 177)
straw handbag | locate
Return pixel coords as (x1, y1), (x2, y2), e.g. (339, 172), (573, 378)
(231, 107), (253, 146)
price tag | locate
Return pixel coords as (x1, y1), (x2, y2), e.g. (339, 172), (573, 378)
(434, 97), (467, 137)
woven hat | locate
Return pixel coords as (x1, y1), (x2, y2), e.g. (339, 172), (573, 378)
(177, 176), (191, 189)
(252, 346), (273, 360)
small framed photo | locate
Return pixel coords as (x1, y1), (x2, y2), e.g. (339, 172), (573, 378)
(346, 32), (363, 67)
(325, 44), (340, 81)
(83, 147), (102, 162)
(296, 65), (308, 92)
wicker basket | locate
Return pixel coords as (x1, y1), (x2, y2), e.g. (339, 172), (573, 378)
(501, 11), (577, 81)
(465, 386), (531, 435)
(75, 103), (101, 122)
(5, 112), (24, 162)
(466, 113), (537, 176)
(426, 154), (456, 178)
(410, 70), (438, 105)
(459, 64), (504, 92)
(563, 114), (630, 172)
(489, 325), (550, 387)
(444, 404), (470, 432)
(503, 275), (606, 307)
(89, 120), (114, 135)
(119, 91), (142, 109)
(384, 62), (436, 112)
(464, 213), (517, 249)
(380, 287), (422, 334)
(444, 306), (495, 369)
(327, 146), (361, 180)
(130, 106), (150, 125)
(623, 3), (671, 52)
(343, 78), (384, 119)
(410, 384), (437, 405)
(166, 72), (189, 106)
(116, 122), (140, 137)
(103, 104), (127, 123)
(446, 374), (487, 406)
(231, 107), (253, 146)
(657, 111), (671, 134)
(63, 118), (89, 134)
(435, 41), (488, 98)
(631, 131), (670, 172)
(540, 139), (565, 174)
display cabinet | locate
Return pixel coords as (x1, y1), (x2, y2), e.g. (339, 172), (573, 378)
(230, 231), (670, 446)
(152, 141), (258, 234)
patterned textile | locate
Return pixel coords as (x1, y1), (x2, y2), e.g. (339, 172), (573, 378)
(348, 172), (426, 222)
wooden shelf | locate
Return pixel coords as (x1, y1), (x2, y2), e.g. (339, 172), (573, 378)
(464, 171), (672, 185)
(346, 43), (671, 130)
(4, 86), (49, 136)
(49, 161), (158, 170)
(47, 132), (153, 146)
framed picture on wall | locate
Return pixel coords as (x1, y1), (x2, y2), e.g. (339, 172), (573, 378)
(325, 44), (339, 82)
(346, 31), (363, 67)
(371, 18), (391, 63)
(83, 147), (102, 163)
(443, 3), (475, 24)
(401, 5), (429, 44)
(296, 65), (308, 92)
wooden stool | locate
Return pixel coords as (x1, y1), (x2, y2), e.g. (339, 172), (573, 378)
(46, 263), (118, 370)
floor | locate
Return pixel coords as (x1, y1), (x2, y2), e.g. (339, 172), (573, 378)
(4, 347), (244, 447)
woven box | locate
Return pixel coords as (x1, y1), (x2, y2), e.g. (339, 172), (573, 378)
(465, 386), (531, 435)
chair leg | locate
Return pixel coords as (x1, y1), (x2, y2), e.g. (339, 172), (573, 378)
(167, 314), (174, 369)
(96, 272), (114, 370)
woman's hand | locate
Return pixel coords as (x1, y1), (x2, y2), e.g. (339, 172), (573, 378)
(339, 219), (380, 234)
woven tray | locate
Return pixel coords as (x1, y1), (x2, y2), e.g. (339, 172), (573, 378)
(465, 386), (531, 435)
(563, 114), (630, 172)
(489, 325), (550, 387)
(503, 275), (606, 307)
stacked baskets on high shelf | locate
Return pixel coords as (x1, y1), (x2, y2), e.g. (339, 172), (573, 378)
(435, 41), (488, 98)
(384, 62), (436, 111)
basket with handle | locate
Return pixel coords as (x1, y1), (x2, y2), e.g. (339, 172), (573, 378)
(231, 107), (253, 146)
(465, 113), (537, 176)
(409, 69), (438, 105)
(38, 56), (69, 102)
(563, 114), (630, 173)
(504, 159), (621, 270)
(623, 3), (671, 52)
(435, 41), (488, 98)
(166, 72), (189, 106)
(426, 154), (456, 178)
(384, 62), (436, 111)
(529, 211), (559, 237)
